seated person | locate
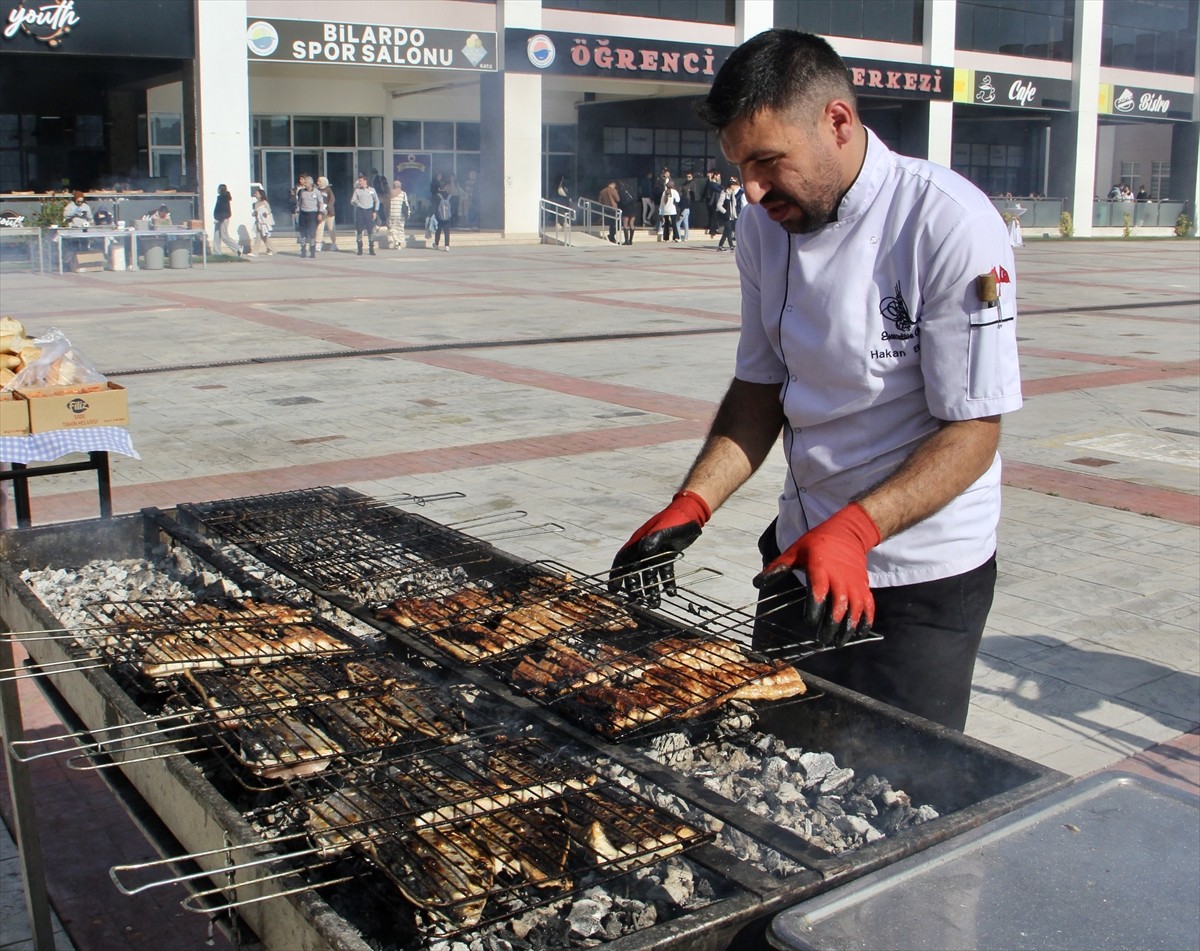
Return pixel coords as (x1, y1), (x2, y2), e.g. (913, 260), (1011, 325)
(62, 191), (92, 228)
(150, 205), (173, 229)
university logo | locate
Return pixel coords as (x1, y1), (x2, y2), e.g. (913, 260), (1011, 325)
(526, 33), (555, 69)
(246, 21), (279, 57)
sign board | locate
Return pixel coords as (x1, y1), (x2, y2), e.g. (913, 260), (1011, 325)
(246, 18), (496, 72)
(953, 69), (1072, 110)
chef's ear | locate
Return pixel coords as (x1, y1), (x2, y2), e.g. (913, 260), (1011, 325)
(826, 99), (857, 147)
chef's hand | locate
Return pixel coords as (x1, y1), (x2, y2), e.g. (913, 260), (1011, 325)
(609, 490), (711, 607)
(754, 502), (881, 647)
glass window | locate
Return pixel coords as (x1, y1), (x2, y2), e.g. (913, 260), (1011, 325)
(956, 0), (1073, 60)
(75, 115), (104, 148)
(357, 116), (383, 147)
(322, 117), (355, 147)
(255, 116), (290, 147)
(455, 122), (480, 152)
(546, 124), (576, 152)
(0, 115), (18, 149)
(149, 114), (181, 147)
(1102, 0), (1196, 75)
(776, 0), (921, 44)
(627, 128), (653, 154)
(393, 120), (421, 150)
(293, 117), (321, 148)
(654, 128), (679, 154)
(1151, 161), (1170, 198)
(153, 151), (183, 188)
(603, 126), (626, 154)
(681, 129), (707, 156)
(544, 0), (734, 25)
(424, 120), (454, 151)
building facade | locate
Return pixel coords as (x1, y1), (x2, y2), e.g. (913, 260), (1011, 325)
(1, 0), (1196, 237)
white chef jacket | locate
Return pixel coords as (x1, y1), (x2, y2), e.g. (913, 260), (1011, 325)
(734, 129), (1021, 588)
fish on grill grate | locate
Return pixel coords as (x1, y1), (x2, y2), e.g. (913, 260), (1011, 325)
(374, 574), (637, 664)
(235, 713), (344, 779)
(511, 635), (806, 735)
(100, 599), (354, 677)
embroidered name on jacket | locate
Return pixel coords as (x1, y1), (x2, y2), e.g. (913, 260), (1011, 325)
(874, 281), (919, 358)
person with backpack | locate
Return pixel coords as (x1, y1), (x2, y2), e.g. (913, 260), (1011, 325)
(432, 175), (453, 251)
(350, 172), (379, 256)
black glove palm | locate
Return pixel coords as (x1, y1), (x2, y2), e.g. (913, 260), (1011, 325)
(609, 491), (711, 607)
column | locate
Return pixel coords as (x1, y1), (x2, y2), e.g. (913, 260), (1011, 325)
(923, 0), (956, 168)
(1070, 0), (1103, 236)
(489, 0), (543, 239)
(735, 0), (774, 43)
(194, 0), (252, 247)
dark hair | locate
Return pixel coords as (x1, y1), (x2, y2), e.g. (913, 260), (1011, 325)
(696, 29), (855, 130)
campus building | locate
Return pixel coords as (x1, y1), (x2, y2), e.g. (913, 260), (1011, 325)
(1, 0), (1196, 237)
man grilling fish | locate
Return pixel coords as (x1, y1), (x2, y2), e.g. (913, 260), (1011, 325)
(610, 30), (1021, 732)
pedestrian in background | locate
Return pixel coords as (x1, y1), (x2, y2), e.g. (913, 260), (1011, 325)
(295, 174), (324, 258)
(598, 180), (621, 243)
(388, 179), (410, 251)
(432, 176), (453, 251)
(212, 184), (242, 257)
(350, 172), (379, 256)
(250, 187), (275, 256)
(659, 178), (680, 242)
(316, 176), (338, 252)
(678, 171), (696, 241)
(716, 176), (741, 251)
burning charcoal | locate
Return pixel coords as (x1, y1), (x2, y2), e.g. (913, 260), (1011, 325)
(724, 748), (755, 773)
(579, 886), (613, 916)
(648, 732), (693, 768)
(834, 814), (874, 840)
(814, 796), (844, 819)
(916, 804), (940, 822)
(508, 910), (542, 940)
(819, 766), (855, 793)
(484, 937), (515, 951)
(879, 787), (911, 809)
(611, 896), (657, 930)
(566, 898), (607, 937)
(797, 750), (836, 787)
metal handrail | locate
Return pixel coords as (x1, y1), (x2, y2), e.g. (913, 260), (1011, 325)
(539, 198), (575, 246)
(576, 197), (620, 239)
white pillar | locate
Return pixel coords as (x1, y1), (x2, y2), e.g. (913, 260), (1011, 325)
(493, 0), (543, 239)
(735, 0), (774, 43)
(924, 0), (956, 168)
(1070, 0), (1103, 236)
(195, 0), (252, 248)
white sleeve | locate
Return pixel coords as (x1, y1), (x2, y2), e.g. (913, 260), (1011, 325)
(920, 208), (1022, 419)
(733, 211), (787, 384)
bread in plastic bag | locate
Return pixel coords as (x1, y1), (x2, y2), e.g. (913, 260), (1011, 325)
(2, 327), (108, 393)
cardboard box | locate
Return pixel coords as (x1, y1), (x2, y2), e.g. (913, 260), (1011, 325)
(18, 382), (128, 433)
(71, 251), (106, 273)
(0, 393), (30, 436)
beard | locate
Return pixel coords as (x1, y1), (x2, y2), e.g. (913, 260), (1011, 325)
(766, 148), (845, 235)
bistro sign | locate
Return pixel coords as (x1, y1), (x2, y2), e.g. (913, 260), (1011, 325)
(1101, 83), (1193, 120)
(953, 69), (1072, 110)
(246, 18), (496, 71)
(505, 28), (732, 83)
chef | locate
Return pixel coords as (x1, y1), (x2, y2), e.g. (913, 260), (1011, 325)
(609, 30), (1021, 732)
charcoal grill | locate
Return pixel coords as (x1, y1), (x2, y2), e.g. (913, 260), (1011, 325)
(1, 492), (1066, 950)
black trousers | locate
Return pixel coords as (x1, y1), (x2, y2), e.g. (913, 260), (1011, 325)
(354, 207), (375, 248)
(752, 519), (996, 731)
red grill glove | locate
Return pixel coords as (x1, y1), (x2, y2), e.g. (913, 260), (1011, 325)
(754, 502), (881, 646)
(609, 490), (712, 607)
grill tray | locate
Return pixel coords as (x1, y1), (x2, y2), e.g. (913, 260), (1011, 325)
(2, 501), (1066, 951)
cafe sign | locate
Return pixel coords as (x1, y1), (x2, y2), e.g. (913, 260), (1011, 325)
(953, 69), (1072, 110)
(505, 28), (732, 83)
(1100, 83), (1193, 120)
(246, 18), (496, 71)
(4, 0), (78, 47)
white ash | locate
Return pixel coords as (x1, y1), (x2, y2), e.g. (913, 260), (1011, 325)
(626, 710), (939, 868)
(421, 858), (711, 951)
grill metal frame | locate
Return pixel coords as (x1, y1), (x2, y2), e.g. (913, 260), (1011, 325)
(2, 500), (1068, 951)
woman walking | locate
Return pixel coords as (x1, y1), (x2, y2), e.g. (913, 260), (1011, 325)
(250, 187), (275, 256)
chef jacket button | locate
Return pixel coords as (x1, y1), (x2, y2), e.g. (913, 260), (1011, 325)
(790, 374), (797, 382)
(786, 305), (794, 311)
(799, 487), (807, 494)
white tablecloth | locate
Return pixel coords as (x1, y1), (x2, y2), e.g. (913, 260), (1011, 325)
(0, 426), (139, 464)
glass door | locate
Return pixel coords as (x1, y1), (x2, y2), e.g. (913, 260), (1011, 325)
(323, 150), (356, 221)
(262, 150), (295, 231)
